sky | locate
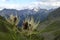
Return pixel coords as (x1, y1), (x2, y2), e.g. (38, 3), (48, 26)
(0, 0), (60, 10)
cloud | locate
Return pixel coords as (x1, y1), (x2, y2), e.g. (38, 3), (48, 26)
(34, 2), (60, 7)
(0, 4), (21, 10)
(0, 0), (60, 10)
(0, 3), (30, 10)
(37, 0), (60, 2)
(0, 0), (7, 2)
(21, 1), (60, 10)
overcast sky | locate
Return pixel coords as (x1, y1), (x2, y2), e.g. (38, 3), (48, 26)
(0, 0), (60, 10)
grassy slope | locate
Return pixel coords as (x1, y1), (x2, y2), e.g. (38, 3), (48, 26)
(0, 16), (44, 40)
(0, 16), (14, 40)
(37, 8), (60, 40)
(41, 21), (60, 32)
(39, 20), (60, 40)
(0, 16), (13, 32)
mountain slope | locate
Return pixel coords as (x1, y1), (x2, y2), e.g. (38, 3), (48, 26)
(37, 7), (60, 40)
(0, 16), (13, 32)
(48, 7), (60, 20)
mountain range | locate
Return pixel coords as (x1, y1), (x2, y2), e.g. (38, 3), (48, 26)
(0, 8), (51, 26)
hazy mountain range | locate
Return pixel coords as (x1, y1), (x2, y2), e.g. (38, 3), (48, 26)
(0, 7), (54, 26)
(0, 8), (53, 20)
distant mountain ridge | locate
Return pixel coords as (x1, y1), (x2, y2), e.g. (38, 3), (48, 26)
(0, 8), (54, 26)
(0, 8), (49, 20)
(48, 7), (60, 20)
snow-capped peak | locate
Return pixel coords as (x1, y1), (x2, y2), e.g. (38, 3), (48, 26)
(33, 7), (40, 12)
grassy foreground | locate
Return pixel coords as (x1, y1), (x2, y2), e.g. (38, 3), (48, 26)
(0, 15), (60, 40)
